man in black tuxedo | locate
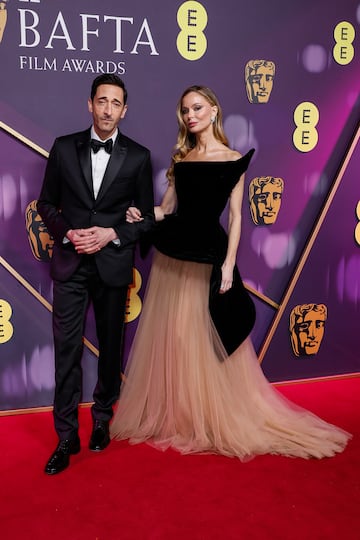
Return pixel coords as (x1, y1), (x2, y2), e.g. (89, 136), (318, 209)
(38, 74), (154, 475)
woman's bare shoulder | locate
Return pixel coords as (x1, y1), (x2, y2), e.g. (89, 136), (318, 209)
(214, 147), (242, 162)
(225, 149), (242, 161)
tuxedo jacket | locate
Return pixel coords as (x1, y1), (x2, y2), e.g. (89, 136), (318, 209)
(37, 128), (154, 287)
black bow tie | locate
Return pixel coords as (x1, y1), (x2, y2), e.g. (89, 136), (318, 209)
(91, 138), (113, 154)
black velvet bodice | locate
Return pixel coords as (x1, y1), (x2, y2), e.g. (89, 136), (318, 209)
(154, 149), (255, 264)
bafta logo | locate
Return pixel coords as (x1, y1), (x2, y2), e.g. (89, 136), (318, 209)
(289, 304), (327, 357)
(0, 1), (8, 43)
(245, 60), (275, 104)
(25, 200), (54, 262)
(249, 176), (284, 225)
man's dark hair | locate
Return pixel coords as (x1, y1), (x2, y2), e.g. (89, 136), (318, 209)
(90, 74), (128, 104)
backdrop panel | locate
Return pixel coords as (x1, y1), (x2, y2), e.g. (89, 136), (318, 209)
(0, 0), (359, 409)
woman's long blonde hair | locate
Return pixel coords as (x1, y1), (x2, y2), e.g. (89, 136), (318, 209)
(166, 85), (229, 184)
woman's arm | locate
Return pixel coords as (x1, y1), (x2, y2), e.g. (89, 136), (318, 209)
(127, 184), (178, 223)
(220, 174), (245, 293)
(154, 184), (177, 221)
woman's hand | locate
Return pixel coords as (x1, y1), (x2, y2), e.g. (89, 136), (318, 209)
(220, 261), (234, 294)
(126, 206), (143, 223)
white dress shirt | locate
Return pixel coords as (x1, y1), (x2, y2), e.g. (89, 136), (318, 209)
(90, 127), (118, 199)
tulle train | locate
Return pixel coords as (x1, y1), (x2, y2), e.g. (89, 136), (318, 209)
(110, 251), (351, 460)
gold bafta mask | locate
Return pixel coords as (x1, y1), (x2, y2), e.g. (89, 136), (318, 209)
(25, 200), (54, 262)
(125, 267), (143, 323)
(245, 60), (275, 103)
(249, 176), (284, 225)
(0, 1), (8, 43)
(289, 304), (327, 357)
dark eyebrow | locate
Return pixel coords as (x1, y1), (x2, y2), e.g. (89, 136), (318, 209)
(97, 96), (123, 106)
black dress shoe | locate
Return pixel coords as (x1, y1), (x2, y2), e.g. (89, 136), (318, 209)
(89, 420), (110, 452)
(45, 437), (81, 475)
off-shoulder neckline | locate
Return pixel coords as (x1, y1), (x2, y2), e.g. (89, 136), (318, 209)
(176, 157), (245, 165)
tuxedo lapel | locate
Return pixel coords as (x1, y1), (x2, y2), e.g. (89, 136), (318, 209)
(96, 134), (127, 203)
(76, 130), (94, 197)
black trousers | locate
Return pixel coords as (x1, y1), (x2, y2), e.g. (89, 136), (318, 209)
(52, 256), (128, 440)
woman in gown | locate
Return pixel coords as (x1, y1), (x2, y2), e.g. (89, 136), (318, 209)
(110, 85), (351, 460)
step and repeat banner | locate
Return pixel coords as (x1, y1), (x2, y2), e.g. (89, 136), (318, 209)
(0, 0), (359, 410)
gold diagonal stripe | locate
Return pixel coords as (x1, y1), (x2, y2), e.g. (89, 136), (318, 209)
(0, 120), (49, 158)
(0, 256), (99, 357)
(245, 284), (279, 309)
(258, 120), (360, 362)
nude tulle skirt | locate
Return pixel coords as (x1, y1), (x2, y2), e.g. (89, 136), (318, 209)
(110, 251), (351, 460)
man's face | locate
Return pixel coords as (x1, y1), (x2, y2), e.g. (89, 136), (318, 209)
(254, 183), (282, 224)
(296, 311), (325, 356)
(88, 84), (127, 140)
(248, 65), (274, 103)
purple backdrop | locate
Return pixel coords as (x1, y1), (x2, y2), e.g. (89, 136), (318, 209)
(0, 0), (359, 410)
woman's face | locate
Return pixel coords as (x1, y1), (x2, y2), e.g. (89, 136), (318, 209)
(180, 92), (217, 134)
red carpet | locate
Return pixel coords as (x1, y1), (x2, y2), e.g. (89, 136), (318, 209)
(2, 377), (359, 540)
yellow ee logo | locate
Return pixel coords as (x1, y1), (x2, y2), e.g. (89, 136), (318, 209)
(125, 267), (143, 323)
(0, 299), (14, 344)
(293, 102), (319, 152)
(177, 1), (207, 61)
(333, 21), (355, 65)
(355, 201), (360, 246)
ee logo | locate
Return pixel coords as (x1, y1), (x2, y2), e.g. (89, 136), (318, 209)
(177, 1), (207, 60)
(125, 267), (143, 323)
(355, 201), (360, 246)
(0, 299), (14, 344)
(333, 21), (355, 65)
(293, 101), (319, 152)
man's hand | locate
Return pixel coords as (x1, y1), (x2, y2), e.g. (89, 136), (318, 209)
(67, 227), (118, 254)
